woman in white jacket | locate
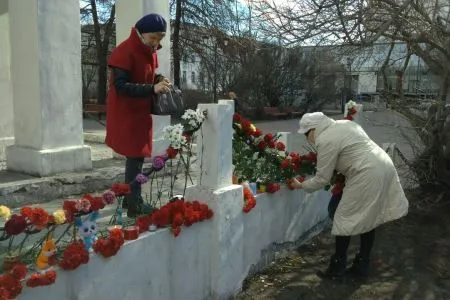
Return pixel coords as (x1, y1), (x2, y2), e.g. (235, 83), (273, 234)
(290, 112), (409, 280)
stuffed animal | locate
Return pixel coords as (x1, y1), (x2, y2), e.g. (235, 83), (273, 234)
(75, 211), (100, 252)
(36, 234), (57, 271)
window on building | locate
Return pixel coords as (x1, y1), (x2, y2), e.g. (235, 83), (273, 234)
(182, 71), (187, 84)
(199, 72), (205, 87)
(191, 72), (196, 84)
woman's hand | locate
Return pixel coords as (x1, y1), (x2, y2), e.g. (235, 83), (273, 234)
(154, 80), (171, 94)
(287, 178), (302, 190)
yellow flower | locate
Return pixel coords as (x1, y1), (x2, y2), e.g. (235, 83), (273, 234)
(250, 124), (256, 132)
(53, 209), (66, 224)
(0, 205), (11, 220)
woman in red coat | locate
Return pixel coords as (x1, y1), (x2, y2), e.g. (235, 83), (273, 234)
(106, 13), (171, 217)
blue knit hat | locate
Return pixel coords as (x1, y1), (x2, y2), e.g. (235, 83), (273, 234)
(135, 13), (167, 34)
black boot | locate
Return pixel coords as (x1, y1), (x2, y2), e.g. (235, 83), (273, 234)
(126, 196), (155, 218)
(317, 255), (347, 280)
(347, 253), (370, 278)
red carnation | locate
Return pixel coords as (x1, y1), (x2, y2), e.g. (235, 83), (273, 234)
(166, 147), (178, 159)
(252, 128), (263, 137)
(83, 194), (105, 211)
(303, 152), (317, 163)
(20, 207), (33, 220)
(10, 264), (28, 280)
(172, 213), (184, 227)
(241, 119), (252, 129)
(171, 226), (181, 237)
(136, 215), (152, 233)
(111, 183), (131, 196)
(257, 141), (267, 151)
(4, 215), (28, 236)
(0, 274), (22, 299)
(263, 133), (273, 143)
(275, 142), (286, 151)
(242, 187), (257, 213)
(59, 241), (89, 270)
(26, 270), (57, 288)
(93, 229), (124, 258)
(62, 200), (78, 222)
(280, 159), (291, 169)
(30, 207), (50, 229)
(233, 113), (242, 123)
(266, 183), (281, 194)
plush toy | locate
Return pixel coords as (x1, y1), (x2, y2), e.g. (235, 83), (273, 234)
(36, 234), (57, 271)
(75, 211), (100, 252)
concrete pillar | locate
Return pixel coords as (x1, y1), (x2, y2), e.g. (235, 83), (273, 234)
(185, 101), (244, 298)
(197, 102), (234, 189)
(6, 0), (91, 176)
(0, 1), (14, 161)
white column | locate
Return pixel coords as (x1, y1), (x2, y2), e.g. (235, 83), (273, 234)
(197, 102), (234, 189)
(0, 1), (14, 161)
(185, 101), (243, 298)
(115, 0), (171, 158)
(6, 0), (91, 176)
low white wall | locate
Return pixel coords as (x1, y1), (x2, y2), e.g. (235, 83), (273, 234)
(19, 187), (330, 300)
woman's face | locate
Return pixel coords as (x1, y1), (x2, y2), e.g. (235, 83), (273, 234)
(305, 129), (316, 145)
(141, 32), (165, 51)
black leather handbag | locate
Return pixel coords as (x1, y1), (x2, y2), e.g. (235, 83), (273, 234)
(151, 86), (184, 115)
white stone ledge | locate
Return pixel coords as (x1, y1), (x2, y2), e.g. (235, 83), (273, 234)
(0, 136), (14, 161)
(6, 145), (92, 177)
(18, 187), (330, 300)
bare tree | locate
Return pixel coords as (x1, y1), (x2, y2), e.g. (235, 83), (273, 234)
(250, 0), (450, 185)
(80, 0), (116, 105)
(171, 0), (246, 89)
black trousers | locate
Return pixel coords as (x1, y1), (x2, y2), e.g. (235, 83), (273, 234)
(335, 229), (375, 260)
(124, 157), (144, 205)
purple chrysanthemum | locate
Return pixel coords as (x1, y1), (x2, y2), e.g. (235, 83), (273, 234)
(152, 156), (166, 171)
(135, 173), (148, 184)
(102, 190), (116, 205)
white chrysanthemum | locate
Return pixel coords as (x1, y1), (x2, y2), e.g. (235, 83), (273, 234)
(163, 124), (187, 149)
(181, 109), (206, 128)
(346, 100), (357, 109)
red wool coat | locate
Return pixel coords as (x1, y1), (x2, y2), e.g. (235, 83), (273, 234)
(105, 28), (159, 157)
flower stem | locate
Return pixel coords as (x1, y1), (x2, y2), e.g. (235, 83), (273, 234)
(7, 235), (15, 255)
(55, 224), (72, 245)
(17, 233), (30, 255)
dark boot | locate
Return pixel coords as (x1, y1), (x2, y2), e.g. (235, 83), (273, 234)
(126, 196), (155, 218)
(347, 253), (370, 278)
(317, 255), (347, 280)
